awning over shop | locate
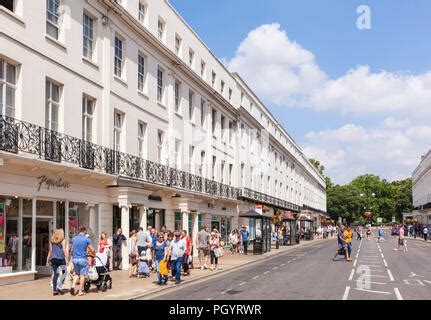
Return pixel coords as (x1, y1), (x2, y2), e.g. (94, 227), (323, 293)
(240, 209), (269, 218)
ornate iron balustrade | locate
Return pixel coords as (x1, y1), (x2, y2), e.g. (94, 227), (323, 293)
(239, 187), (300, 212)
(0, 116), (239, 200)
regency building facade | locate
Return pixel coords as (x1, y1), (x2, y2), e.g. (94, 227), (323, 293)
(411, 150), (431, 224)
(0, 0), (326, 284)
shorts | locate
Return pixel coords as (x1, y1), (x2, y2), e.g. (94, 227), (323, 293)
(198, 247), (209, 257)
(398, 239), (404, 246)
(129, 254), (138, 266)
(72, 258), (89, 276)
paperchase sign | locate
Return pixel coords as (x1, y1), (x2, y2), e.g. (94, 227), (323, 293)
(37, 175), (71, 192)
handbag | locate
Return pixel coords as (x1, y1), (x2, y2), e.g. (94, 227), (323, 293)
(88, 266), (99, 281)
(159, 259), (168, 276)
(214, 247), (224, 258)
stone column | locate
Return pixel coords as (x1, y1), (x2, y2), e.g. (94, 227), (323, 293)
(87, 204), (98, 245)
(139, 206), (147, 230)
(192, 212), (199, 257)
(155, 211), (161, 231)
(120, 204), (131, 270)
(182, 211), (189, 233)
(17, 198), (23, 271)
(31, 198), (36, 272)
(165, 209), (175, 231)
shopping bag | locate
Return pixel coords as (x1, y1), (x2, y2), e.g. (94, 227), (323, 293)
(88, 266), (99, 281)
(214, 247), (224, 258)
(159, 259), (168, 276)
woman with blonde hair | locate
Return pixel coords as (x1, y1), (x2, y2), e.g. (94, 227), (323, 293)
(128, 230), (138, 277)
(46, 229), (68, 296)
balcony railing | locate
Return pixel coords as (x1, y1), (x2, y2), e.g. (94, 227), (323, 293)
(238, 187), (300, 212)
(0, 116), (239, 200)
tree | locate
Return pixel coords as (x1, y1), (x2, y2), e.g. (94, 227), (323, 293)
(309, 158), (325, 176)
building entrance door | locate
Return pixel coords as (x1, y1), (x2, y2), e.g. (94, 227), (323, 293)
(36, 218), (53, 276)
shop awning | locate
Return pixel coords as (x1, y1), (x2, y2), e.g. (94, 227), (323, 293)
(300, 216), (312, 221)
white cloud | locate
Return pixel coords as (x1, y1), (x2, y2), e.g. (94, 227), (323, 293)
(227, 23), (431, 116)
(303, 122), (431, 184)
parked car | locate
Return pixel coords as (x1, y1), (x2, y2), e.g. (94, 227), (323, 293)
(391, 226), (400, 235)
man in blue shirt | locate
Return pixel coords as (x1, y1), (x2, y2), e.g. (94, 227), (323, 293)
(240, 226), (250, 255)
(71, 226), (94, 296)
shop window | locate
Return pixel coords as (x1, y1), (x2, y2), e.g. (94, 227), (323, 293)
(188, 213), (192, 237)
(113, 205), (121, 235)
(174, 212), (181, 232)
(69, 202), (98, 245)
(129, 206), (140, 232)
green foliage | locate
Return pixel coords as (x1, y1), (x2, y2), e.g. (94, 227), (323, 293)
(326, 174), (412, 225)
(309, 158), (325, 175)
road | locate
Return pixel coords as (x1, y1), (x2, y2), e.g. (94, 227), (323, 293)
(141, 230), (431, 300)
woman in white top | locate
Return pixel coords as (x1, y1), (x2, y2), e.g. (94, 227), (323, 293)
(128, 230), (138, 277)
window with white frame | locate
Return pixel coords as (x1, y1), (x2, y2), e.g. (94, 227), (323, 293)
(114, 36), (123, 78)
(221, 161), (225, 184)
(175, 34), (182, 56)
(157, 18), (165, 41)
(0, 0), (14, 12)
(212, 156), (216, 180)
(138, 121), (147, 158)
(250, 166), (254, 189)
(211, 71), (216, 88)
(220, 115), (225, 141)
(229, 121), (233, 145)
(174, 80), (181, 113)
(46, 0), (60, 39)
(211, 108), (216, 134)
(228, 88), (232, 102)
(174, 139), (181, 169)
(157, 67), (164, 103)
(200, 60), (206, 78)
(138, 1), (146, 24)
(82, 96), (94, 142)
(199, 151), (205, 176)
(113, 111), (123, 152)
(138, 54), (146, 92)
(45, 80), (61, 131)
(157, 130), (164, 163)
(188, 48), (194, 68)
(229, 164), (233, 186)
(83, 13), (94, 60)
(220, 80), (225, 95)
(241, 163), (245, 187)
(200, 99), (205, 127)
(240, 92), (244, 106)
(0, 59), (17, 118)
(188, 90), (194, 121)
(189, 145), (195, 173)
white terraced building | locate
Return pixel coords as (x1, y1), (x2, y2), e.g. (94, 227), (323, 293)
(0, 0), (326, 284)
(411, 150), (431, 224)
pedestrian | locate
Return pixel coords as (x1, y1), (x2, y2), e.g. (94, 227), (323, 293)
(377, 226), (385, 243)
(196, 225), (210, 270)
(70, 226), (94, 296)
(209, 232), (221, 271)
(181, 230), (192, 275)
(344, 226), (353, 261)
(98, 232), (112, 269)
(333, 224), (348, 261)
(112, 228), (126, 270)
(394, 224), (408, 252)
(136, 227), (147, 256)
(423, 225), (428, 242)
(229, 230), (238, 254)
(240, 226), (249, 255)
(46, 229), (68, 296)
(128, 230), (138, 278)
(356, 226), (362, 241)
(366, 225), (371, 240)
(154, 233), (168, 285)
(169, 231), (186, 285)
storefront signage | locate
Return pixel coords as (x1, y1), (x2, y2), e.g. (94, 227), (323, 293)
(37, 175), (71, 192)
(0, 204), (5, 254)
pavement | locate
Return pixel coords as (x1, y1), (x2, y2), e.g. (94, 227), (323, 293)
(0, 236), (332, 300)
(144, 229), (431, 300)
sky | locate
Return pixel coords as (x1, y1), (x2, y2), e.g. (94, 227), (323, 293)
(169, 0), (431, 185)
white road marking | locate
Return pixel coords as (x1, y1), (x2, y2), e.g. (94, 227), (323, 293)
(369, 274), (390, 278)
(272, 266), (278, 270)
(280, 263), (285, 266)
(356, 280), (387, 285)
(394, 288), (403, 300)
(221, 289), (232, 295)
(342, 286), (350, 300)
(348, 269), (355, 281)
(264, 271), (270, 275)
(252, 275), (259, 280)
(239, 281), (247, 286)
(357, 264), (384, 267)
(353, 259), (357, 267)
(353, 288), (392, 294)
(381, 253), (385, 258)
(387, 270), (394, 282)
(207, 297), (213, 300)
(383, 259), (388, 267)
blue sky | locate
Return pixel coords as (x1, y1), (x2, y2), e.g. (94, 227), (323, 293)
(170, 0), (431, 184)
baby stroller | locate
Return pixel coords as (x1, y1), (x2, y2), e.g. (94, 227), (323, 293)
(84, 252), (112, 292)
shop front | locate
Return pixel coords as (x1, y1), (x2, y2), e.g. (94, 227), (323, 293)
(280, 211), (298, 246)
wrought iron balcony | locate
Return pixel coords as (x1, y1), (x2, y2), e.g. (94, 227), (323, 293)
(0, 116), (239, 200)
(238, 187), (300, 212)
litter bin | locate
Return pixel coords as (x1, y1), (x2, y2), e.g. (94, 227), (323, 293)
(296, 234), (300, 244)
(253, 239), (264, 255)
